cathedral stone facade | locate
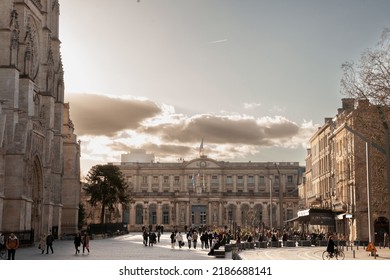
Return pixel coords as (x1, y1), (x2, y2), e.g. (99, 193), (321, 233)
(0, 0), (80, 241)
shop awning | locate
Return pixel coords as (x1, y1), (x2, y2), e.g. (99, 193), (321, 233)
(284, 208), (335, 226)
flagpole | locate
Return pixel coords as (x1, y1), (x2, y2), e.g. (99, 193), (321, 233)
(199, 138), (204, 157)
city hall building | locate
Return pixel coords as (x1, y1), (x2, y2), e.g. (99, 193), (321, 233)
(105, 150), (303, 232)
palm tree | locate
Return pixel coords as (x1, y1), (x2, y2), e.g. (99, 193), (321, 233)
(84, 164), (130, 224)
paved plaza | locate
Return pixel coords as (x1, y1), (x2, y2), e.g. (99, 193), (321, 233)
(5, 233), (390, 261)
(12, 232), (224, 260)
(240, 244), (390, 260)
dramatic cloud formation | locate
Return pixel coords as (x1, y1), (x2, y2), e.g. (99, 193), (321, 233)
(65, 92), (317, 175)
(66, 93), (161, 136)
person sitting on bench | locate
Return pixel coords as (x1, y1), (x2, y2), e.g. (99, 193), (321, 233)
(208, 237), (222, 255)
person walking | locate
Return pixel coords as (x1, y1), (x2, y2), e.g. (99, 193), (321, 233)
(142, 230), (149, 247)
(39, 234), (46, 254)
(157, 230), (161, 243)
(176, 232), (183, 248)
(149, 231), (157, 246)
(74, 232), (82, 255)
(46, 232), (54, 254)
(201, 232), (208, 249)
(170, 232), (176, 249)
(208, 231), (213, 249)
(5, 233), (19, 260)
(186, 231), (192, 249)
(192, 231), (198, 249)
(82, 232), (90, 254)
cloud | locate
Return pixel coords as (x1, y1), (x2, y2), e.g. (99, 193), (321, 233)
(67, 93), (318, 175)
(243, 102), (262, 109)
(141, 114), (301, 146)
(207, 39), (228, 44)
(66, 93), (161, 136)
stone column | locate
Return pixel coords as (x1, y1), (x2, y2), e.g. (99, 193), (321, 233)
(148, 175), (152, 192)
(218, 202), (223, 227)
(236, 202), (241, 227)
(186, 202), (190, 226)
(157, 202), (162, 225)
(208, 202), (212, 226)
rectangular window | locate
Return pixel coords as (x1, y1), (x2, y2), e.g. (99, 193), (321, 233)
(163, 211), (169, 224)
(174, 176), (180, 184)
(226, 176), (233, 184)
(163, 176), (169, 184)
(200, 212), (206, 225)
(287, 175), (293, 183)
(153, 176), (159, 184)
(142, 176), (148, 184)
(248, 176), (254, 184)
(237, 176), (244, 185)
(211, 175), (218, 184)
(259, 176), (265, 185)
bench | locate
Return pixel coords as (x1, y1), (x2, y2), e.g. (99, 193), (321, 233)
(213, 249), (226, 258)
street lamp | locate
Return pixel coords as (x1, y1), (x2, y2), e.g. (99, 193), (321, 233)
(97, 175), (107, 225)
(365, 142), (373, 243)
(269, 176), (272, 229)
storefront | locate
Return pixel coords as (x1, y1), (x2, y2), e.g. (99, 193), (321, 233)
(286, 208), (336, 233)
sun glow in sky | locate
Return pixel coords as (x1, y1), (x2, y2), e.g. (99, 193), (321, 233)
(59, 0), (390, 176)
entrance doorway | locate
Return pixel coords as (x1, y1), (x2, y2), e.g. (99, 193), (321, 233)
(31, 157), (43, 241)
(191, 205), (206, 228)
(374, 216), (389, 244)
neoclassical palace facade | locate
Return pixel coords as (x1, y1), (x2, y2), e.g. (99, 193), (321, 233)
(0, 0), (80, 240)
(105, 156), (302, 232)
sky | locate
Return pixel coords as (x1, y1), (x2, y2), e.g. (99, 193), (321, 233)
(59, 0), (390, 177)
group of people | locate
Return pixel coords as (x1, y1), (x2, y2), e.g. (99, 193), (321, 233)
(74, 232), (90, 254)
(167, 229), (228, 256)
(142, 229), (161, 246)
(38, 232), (55, 254)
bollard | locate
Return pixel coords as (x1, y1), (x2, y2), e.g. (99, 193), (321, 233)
(353, 250), (355, 258)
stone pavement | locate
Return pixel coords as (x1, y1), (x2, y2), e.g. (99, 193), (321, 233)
(239, 244), (390, 260)
(5, 233), (390, 261)
(8, 232), (228, 260)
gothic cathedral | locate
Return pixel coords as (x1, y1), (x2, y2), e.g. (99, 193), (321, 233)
(0, 0), (80, 241)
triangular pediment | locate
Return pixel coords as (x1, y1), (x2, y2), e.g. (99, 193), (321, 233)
(185, 158), (221, 169)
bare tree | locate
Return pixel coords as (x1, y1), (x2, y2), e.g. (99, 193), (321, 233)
(341, 27), (390, 105)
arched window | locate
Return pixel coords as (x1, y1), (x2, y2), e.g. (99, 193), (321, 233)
(254, 204), (263, 228)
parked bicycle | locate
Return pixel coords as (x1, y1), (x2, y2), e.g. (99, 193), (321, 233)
(322, 247), (345, 260)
